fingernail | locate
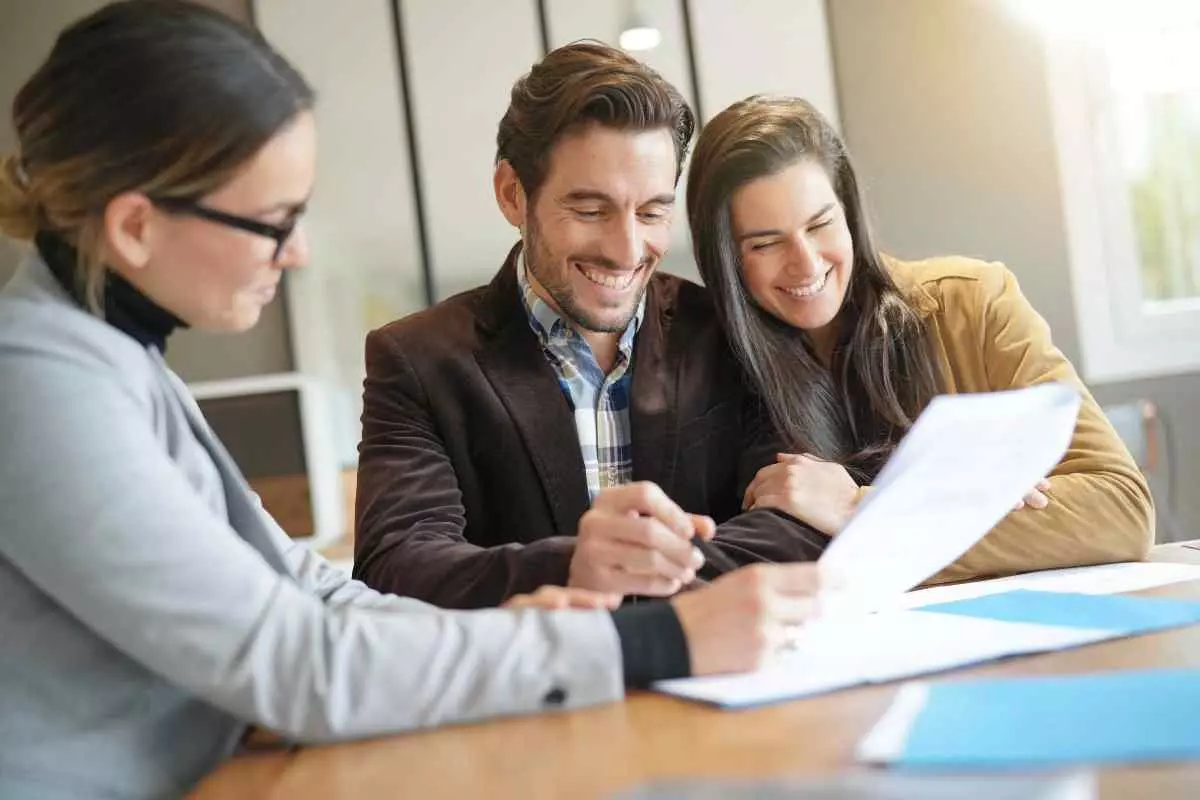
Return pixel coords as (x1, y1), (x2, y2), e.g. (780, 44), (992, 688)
(692, 546), (705, 567)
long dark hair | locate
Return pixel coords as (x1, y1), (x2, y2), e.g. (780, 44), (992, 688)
(687, 96), (941, 480)
(0, 0), (314, 307)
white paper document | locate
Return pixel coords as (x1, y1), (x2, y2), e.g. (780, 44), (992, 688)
(653, 609), (1111, 708)
(653, 384), (1087, 708)
(891, 561), (1200, 611)
(818, 383), (1082, 612)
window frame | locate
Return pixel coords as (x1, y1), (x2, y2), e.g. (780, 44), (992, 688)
(1045, 38), (1200, 383)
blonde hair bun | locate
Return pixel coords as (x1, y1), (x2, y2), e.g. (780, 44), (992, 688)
(0, 153), (39, 241)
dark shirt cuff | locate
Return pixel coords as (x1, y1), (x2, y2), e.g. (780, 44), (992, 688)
(610, 602), (691, 687)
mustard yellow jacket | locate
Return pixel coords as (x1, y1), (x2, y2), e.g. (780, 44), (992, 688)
(883, 256), (1155, 582)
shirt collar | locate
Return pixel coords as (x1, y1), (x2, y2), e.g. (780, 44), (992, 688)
(517, 247), (645, 357)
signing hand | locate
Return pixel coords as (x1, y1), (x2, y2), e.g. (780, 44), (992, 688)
(569, 482), (715, 597)
(670, 563), (824, 676)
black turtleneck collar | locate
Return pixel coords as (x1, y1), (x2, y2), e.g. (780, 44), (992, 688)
(35, 231), (186, 352)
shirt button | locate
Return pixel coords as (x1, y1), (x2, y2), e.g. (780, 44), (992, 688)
(543, 687), (568, 707)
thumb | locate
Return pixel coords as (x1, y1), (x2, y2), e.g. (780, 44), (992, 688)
(689, 513), (716, 541)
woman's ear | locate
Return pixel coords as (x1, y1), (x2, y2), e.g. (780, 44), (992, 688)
(102, 192), (156, 270)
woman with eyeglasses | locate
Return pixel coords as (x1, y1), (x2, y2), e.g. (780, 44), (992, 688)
(0, 5), (824, 798)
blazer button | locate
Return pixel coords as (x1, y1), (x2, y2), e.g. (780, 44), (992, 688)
(543, 687), (568, 707)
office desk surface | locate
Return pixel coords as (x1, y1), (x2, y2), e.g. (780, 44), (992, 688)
(192, 543), (1200, 799)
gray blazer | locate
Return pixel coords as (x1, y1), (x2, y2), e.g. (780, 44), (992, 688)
(0, 255), (624, 800)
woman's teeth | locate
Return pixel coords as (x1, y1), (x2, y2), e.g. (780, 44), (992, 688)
(781, 267), (832, 298)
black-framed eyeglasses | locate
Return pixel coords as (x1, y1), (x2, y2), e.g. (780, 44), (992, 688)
(151, 196), (300, 262)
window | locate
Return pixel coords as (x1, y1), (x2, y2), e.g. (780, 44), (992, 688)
(1021, 1), (1200, 382)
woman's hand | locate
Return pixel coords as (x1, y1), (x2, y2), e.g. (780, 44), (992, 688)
(502, 585), (621, 611)
(670, 563), (823, 675)
(743, 453), (860, 536)
(1013, 479), (1053, 511)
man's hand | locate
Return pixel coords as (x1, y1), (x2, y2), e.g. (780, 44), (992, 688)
(569, 482), (715, 597)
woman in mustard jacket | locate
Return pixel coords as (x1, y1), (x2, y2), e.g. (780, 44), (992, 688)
(686, 95), (1154, 582)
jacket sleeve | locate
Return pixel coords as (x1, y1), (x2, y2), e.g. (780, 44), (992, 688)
(353, 328), (576, 608)
(698, 394), (830, 578)
(257, 502), (440, 613)
(0, 349), (623, 743)
(928, 264), (1155, 583)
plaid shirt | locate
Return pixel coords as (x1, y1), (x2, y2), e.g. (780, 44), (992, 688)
(518, 256), (645, 503)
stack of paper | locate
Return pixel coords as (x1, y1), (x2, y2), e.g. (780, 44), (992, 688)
(653, 607), (1110, 708)
(654, 590), (1200, 708)
(860, 670), (1200, 768)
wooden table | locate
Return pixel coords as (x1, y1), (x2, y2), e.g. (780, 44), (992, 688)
(193, 543), (1200, 799)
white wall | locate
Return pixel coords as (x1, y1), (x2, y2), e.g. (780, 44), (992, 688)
(403, 0), (543, 300)
(690, 0), (840, 127)
(544, 0), (696, 109)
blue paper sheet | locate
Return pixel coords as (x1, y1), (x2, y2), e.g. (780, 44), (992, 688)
(894, 669), (1200, 768)
(920, 589), (1200, 635)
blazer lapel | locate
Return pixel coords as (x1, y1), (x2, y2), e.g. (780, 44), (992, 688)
(630, 276), (679, 490)
(475, 247), (591, 538)
(152, 356), (291, 575)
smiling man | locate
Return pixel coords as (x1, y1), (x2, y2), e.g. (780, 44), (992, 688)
(353, 41), (827, 609)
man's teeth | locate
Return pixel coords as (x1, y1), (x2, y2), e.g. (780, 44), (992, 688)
(580, 266), (637, 290)
(781, 269), (830, 298)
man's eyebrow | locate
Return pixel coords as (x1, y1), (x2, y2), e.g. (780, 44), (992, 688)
(559, 190), (675, 206)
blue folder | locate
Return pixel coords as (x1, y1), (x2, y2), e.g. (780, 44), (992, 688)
(891, 669), (1200, 768)
(920, 589), (1200, 635)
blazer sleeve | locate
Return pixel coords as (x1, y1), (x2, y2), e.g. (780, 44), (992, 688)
(698, 394), (830, 578)
(354, 328), (576, 608)
(255, 504), (441, 613)
(929, 264), (1155, 583)
(0, 350), (624, 743)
